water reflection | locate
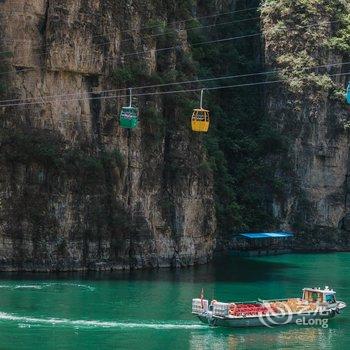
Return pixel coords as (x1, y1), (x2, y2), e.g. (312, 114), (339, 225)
(189, 326), (336, 350)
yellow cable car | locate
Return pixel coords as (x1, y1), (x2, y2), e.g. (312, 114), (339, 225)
(191, 89), (210, 133)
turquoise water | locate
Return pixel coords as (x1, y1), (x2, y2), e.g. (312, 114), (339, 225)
(0, 253), (349, 349)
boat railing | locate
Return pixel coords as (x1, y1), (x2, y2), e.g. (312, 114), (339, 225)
(192, 298), (209, 313)
(258, 298), (289, 303)
(212, 302), (229, 317)
(232, 300), (260, 305)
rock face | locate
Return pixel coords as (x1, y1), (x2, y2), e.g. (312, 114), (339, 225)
(0, 0), (216, 271)
(261, 0), (350, 250)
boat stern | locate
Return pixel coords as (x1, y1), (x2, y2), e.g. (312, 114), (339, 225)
(192, 298), (209, 314)
(192, 298), (212, 324)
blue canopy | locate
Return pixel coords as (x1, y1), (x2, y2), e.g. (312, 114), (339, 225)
(239, 232), (294, 239)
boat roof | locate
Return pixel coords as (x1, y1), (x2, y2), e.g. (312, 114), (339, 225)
(239, 232), (294, 239)
(193, 108), (209, 112)
(303, 287), (336, 294)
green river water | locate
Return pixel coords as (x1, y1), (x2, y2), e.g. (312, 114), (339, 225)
(0, 253), (349, 350)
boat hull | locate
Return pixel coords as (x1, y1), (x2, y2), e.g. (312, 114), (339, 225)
(196, 310), (338, 328)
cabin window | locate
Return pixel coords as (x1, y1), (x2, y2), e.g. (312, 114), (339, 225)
(325, 294), (336, 304)
(311, 292), (318, 301)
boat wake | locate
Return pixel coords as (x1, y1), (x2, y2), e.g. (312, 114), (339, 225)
(0, 283), (95, 291)
(0, 312), (206, 330)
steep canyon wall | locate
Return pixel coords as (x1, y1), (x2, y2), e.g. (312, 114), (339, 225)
(0, 0), (218, 271)
(262, 0), (350, 250)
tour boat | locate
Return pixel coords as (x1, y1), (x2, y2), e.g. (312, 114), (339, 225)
(192, 286), (346, 328)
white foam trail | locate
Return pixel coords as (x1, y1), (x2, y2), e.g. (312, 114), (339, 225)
(0, 283), (95, 291)
(0, 312), (206, 330)
(55, 283), (96, 291)
(15, 285), (43, 290)
(0, 285), (43, 290)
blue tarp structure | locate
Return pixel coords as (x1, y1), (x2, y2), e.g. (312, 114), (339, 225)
(239, 232), (294, 239)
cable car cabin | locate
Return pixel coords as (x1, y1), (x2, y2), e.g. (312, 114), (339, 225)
(119, 106), (139, 129)
(346, 83), (350, 104)
(191, 108), (210, 133)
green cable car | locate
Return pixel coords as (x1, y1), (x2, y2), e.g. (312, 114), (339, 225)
(120, 88), (139, 129)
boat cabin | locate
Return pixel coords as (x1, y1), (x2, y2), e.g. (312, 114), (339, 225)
(302, 286), (336, 304)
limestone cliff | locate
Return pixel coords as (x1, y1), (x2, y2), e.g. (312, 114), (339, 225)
(0, 0), (217, 271)
(261, 0), (350, 250)
(3, 0), (349, 265)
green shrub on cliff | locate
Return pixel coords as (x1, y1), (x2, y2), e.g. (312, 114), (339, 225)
(0, 128), (63, 167)
(261, 0), (349, 95)
(0, 127), (125, 184)
(112, 60), (168, 88)
(329, 13), (350, 53)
